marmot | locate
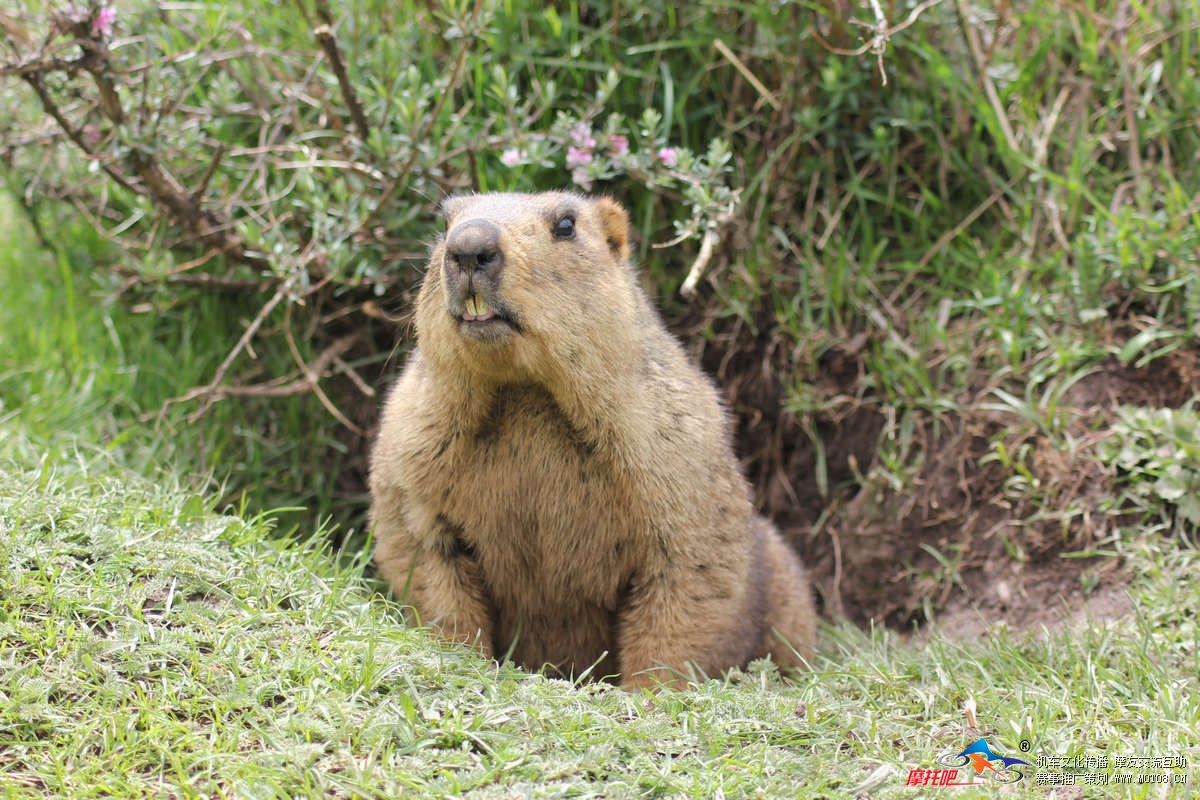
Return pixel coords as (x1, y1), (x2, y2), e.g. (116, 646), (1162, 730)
(369, 191), (815, 689)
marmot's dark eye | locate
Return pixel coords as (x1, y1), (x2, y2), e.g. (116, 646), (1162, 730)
(552, 215), (576, 240)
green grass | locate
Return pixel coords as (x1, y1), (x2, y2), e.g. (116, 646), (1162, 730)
(2, 422), (1198, 798)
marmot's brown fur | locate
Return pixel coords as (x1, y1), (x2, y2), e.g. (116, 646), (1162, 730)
(369, 191), (815, 689)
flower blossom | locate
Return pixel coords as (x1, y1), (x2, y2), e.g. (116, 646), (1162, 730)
(608, 135), (629, 158)
(656, 147), (678, 167)
(500, 147), (526, 167)
(566, 147), (593, 169)
(568, 122), (596, 150)
(93, 5), (116, 37)
(571, 167), (592, 190)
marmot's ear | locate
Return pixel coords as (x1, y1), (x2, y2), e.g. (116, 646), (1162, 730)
(595, 197), (631, 261)
(440, 194), (470, 223)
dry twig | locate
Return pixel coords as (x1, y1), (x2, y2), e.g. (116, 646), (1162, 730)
(166, 273), (301, 423)
(713, 39), (780, 112)
(283, 309), (364, 435)
(812, 0), (944, 85)
(313, 23), (370, 140)
(952, 0), (1018, 154)
(678, 210), (736, 299)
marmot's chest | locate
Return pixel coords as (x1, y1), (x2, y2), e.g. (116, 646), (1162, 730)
(423, 386), (638, 608)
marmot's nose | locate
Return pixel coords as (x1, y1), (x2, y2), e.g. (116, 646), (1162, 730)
(446, 219), (504, 279)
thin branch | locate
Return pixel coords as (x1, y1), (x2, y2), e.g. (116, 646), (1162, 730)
(0, 52), (90, 78)
(192, 144), (227, 201)
(334, 354), (376, 398)
(153, 334), (357, 400)
(122, 271), (264, 292)
(313, 23), (370, 140)
(164, 273), (299, 423)
(78, 42), (124, 124)
(283, 312), (365, 434)
(21, 73), (141, 196)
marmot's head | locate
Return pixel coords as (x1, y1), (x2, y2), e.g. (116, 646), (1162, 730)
(416, 191), (637, 379)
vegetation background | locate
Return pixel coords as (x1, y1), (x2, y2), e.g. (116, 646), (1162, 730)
(1, 0), (1199, 796)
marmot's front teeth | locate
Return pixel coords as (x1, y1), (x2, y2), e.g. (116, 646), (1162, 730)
(465, 294), (494, 320)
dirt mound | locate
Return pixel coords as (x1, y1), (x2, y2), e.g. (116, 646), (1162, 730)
(680, 303), (1200, 635)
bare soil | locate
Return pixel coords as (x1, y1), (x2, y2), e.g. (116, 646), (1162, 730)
(685, 303), (1200, 638)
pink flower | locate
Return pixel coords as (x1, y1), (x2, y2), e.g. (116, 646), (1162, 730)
(656, 147), (678, 167)
(571, 167), (592, 189)
(568, 122), (596, 150)
(608, 135), (629, 157)
(93, 4), (116, 37)
(566, 147), (593, 169)
(500, 147), (526, 167)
